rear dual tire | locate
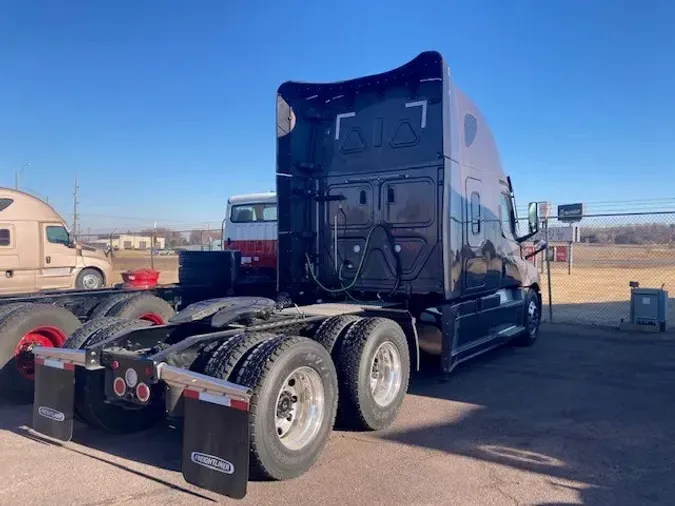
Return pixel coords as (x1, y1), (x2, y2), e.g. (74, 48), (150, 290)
(334, 317), (410, 431)
(202, 315), (410, 482)
(204, 334), (338, 480)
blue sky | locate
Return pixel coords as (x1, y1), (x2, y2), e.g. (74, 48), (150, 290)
(1, 0), (674, 232)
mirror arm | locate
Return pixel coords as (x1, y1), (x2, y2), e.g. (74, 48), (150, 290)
(524, 239), (548, 259)
(516, 231), (537, 244)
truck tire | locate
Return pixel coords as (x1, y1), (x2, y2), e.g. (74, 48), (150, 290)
(312, 315), (360, 354)
(512, 289), (541, 347)
(334, 317), (410, 431)
(235, 335), (338, 480)
(203, 332), (276, 381)
(106, 293), (175, 325)
(66, 319), (162, 433)
(75, 268), (105, 290)
(0, 304), (81, 402)
(189, 341), (222, 374)
(0, 302), (34, 321)
(89, 293), (137, 320)
(63, 317), (135, 350)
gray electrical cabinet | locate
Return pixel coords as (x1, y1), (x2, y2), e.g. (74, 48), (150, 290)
(630, 288), (669, 332)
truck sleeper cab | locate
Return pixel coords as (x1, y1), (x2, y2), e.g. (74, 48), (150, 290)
(31, 51), (545, 500)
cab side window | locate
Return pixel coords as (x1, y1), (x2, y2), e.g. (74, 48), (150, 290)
(46, 226), (70, 245)
(0, 228), (10, 247)
(500, 193), (515, 237)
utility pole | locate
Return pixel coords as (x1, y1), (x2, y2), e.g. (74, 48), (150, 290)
(15, 162), (30, 190)
(72, 174), (79, 241)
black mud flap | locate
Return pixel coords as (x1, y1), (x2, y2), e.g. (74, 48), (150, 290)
(181, 390), (250, 499)
(32, 360), (75, 442)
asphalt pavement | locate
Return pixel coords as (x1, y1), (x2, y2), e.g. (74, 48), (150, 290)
(1, 323), (674, 506)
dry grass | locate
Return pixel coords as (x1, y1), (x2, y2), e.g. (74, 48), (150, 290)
(536, 244), (674, 325)
(540, 264), (674, 304)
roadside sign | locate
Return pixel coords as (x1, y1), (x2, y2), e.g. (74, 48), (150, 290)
(538, 202), (551, 219)
(558, 203), (584, 223)
(532, 226), (579, 243)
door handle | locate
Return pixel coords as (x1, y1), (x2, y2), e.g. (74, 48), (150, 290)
(46, 256), (51, 264)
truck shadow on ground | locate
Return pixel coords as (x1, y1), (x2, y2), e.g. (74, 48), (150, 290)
(388, 324), (675, 506)
(3, 324), (675, 505)
(10, 421), (215, 502)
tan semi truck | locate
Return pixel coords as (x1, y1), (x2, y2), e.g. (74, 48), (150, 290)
(0, 188), (113, 294)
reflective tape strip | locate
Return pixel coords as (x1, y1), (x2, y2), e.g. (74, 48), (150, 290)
(35, 357), (74, 371)
(183, 388), (249, 412)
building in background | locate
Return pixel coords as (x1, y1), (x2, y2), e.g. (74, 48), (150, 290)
(94, 234), (166, 251)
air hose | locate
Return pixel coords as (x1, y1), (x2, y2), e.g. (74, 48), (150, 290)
(305, 223), (402, 297)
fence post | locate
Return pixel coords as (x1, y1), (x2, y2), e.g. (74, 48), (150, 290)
(567, 223), (573, 275)
(545, 217), (553, 322)
(108, 229), (116, 260)
(150, 230), (155, 270)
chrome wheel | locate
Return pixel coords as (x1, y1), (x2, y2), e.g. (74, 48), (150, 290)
(82, 273), (101, 289)
(527, 299), (540, 336)
(275, 366), (325, 451)
(369, 341), (402, 407)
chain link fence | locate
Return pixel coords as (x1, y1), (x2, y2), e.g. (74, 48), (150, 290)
(78, 208), (675, 329)
(526, 211), (675, 328)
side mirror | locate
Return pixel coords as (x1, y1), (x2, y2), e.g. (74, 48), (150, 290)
(527, 202), (539, 234)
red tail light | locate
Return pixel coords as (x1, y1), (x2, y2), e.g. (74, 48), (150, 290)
(136, 382), (150, 403)
(113, 377), (126, 397)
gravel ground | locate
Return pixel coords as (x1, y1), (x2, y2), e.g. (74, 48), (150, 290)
(1, 323), (674, 506)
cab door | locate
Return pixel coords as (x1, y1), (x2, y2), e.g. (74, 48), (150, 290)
(0, 223), (35, 294)
(37, 223), (77, 289)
